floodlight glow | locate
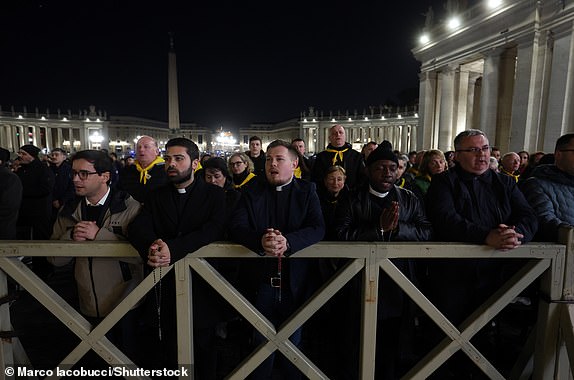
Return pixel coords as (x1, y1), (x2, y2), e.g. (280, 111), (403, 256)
(331, 118), (336, 122)
(447, 17), (461, 30)
(419, 34), (430, 45)
(487, 0), (502, 9)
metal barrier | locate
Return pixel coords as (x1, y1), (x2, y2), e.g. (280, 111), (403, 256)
(0, 233), (573, 379)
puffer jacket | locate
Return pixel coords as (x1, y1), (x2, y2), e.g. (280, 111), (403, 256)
(521, 164), (574, 242)
(50, 189), (143, 317)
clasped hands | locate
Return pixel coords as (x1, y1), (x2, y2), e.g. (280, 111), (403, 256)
(486, 224), (524, 250)
(261, 228), (288, 257)
(72, 221), (100, 241)
(380, 201), (400, 233)
(147, 239), (171, 268)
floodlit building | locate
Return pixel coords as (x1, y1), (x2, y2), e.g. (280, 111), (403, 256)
(413, 0), (574, 153)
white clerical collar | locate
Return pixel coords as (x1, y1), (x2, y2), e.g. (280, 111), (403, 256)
(177, 188), (187, 194)
(276, 176), (293, 191)
(86, 186), (110, 206)
(368, 185), (389, 198)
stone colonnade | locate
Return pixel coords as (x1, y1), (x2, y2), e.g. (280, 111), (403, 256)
(413, 0), (574, 153)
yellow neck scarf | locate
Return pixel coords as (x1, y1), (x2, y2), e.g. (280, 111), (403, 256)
(234, 172), (256, 189)
(325, 147), (349, 166)
(502, 169), (520, 182)
(294, 166), (302, 179)
(135, 156), (164, 184)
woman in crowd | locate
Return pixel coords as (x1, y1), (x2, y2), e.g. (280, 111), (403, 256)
(319, 165), (348, 241)
(228, 152), (257, 190)
(412, 149), (447, 201)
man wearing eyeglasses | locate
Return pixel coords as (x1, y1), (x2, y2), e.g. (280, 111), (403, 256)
(522, 133), (574, 241)
(50, 149), (143, 361)
(424, 129), (537, 375)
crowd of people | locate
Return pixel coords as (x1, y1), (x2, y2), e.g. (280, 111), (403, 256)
(1, 126), (573, 379)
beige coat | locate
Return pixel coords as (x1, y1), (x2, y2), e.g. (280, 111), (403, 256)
(50, 189), (143, 317)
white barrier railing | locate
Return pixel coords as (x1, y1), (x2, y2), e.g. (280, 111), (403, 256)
(0, 235), (573, 379)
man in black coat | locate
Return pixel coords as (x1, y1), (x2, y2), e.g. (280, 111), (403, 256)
(119, 135), (167, 203)
(0, 148), (22, 240)
(128, 137), (226, 378)
(425, 129), (537, 376)
(312, 124), (365, 191)
(49, 148), (75, 224)
(335, 145), (432, 379)
(230, 140), (325, 380)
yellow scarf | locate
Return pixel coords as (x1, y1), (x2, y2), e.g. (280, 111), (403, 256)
(234, 172), (256, 189)
(325, 148), (349, 166)
(195, 161), (203, 173)
(501, 169), (520, 182)
(294, 166), (302, 179)
(135, 156), (165, 184)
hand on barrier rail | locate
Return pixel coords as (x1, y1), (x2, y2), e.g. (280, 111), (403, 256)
(486, 224), (524, 251)
(147, 239), (171, 267)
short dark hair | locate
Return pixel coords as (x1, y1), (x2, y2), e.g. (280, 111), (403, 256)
(165, 137), (199, 160)
(249, 136), (262, 144)
(51, 148), (66, 154)
(291, 138), (304, 144)
(203, 157), (230, 178)
(72, 150), (113, 174)
(555, 133), (574, 152)
(267, 140), (298, 160)
(454, 129), (487, 150)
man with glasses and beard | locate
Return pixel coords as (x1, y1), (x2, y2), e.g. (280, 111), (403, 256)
(128, 137), (226, 378)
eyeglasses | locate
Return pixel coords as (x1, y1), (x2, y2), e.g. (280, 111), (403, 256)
(71, 170), (98, 180)
(230, 161), (244, 167)
(456, 146), (490, 154)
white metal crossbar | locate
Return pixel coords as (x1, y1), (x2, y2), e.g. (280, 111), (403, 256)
(0, 239), (572, 380)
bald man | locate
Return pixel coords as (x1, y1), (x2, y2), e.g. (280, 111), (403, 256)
(118, 136), (167, 202)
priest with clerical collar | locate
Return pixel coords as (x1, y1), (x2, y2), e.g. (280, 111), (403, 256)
(128, 137), (226, 377)
(230, 139), (325, 380)
(333, 143), (432, 379)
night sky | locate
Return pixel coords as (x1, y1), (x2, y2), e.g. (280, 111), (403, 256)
(1, 0), (447, 130)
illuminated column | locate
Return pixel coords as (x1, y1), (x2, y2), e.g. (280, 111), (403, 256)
(455, 69), (470, 138)
(510, 34), (544, 152)
(410, 124), (417, 152)
(542, 27), (574, 151)
(438, 65), (456, 150)
(479, 51), (501, 141)
(401, 125), (409, 154)
(418, 71), (438, 150)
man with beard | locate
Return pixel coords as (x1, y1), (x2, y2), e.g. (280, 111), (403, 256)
(128, 137), (226, 378)
(312, 124), (365, 191)
(230, 140), (325, 380)
(334, 145), (432, 379)
(119, 135), (167, 203)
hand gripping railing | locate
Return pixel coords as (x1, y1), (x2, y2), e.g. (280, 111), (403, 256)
(0, 234), (572, 380)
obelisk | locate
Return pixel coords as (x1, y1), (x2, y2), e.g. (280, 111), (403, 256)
(168, 32), (180, 133)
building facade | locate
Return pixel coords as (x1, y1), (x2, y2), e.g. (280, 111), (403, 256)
(413, 0), (574, 153)
(0, 105), (212, 156)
